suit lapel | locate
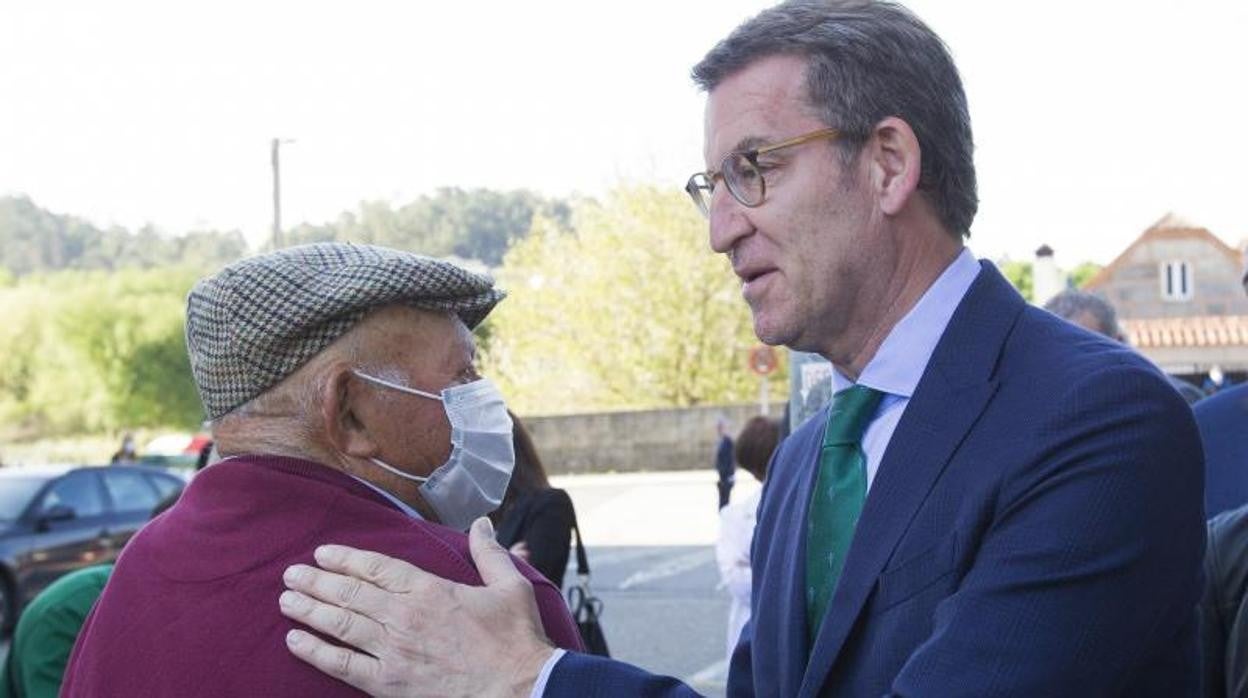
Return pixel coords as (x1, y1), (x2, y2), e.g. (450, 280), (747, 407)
(766, 417), (825, 695)
(797, 262), (1024, 696)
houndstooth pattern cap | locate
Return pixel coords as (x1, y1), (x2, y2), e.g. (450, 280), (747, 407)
(186, 242), (505, 420)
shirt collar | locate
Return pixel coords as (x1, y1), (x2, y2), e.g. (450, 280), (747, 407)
(832, 248), (980, 398)
(347, 474), (425, 520)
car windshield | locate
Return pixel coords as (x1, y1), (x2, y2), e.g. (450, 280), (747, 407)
(0, 476), (52, 521)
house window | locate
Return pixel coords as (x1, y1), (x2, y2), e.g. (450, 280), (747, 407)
(1160, 260), (1193, 301)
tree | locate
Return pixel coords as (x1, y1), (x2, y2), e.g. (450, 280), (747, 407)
(0, 195), (249, 278)
(0, 267), (205, 439)
(480, 185), (786, 416)
(999, 260), (1033, 302)
(284, 188), (570, 265)
(1070, 261), (1103, 289)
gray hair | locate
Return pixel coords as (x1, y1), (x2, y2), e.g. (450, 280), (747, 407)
(1043, 290), (1123, 341)
(692, 0), (977, 238)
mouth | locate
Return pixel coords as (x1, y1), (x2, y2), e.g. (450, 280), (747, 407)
(737, 267), (778, 302)
(735, 265), (776, 285)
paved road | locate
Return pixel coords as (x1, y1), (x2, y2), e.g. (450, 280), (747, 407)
(554, 469), (762, 696)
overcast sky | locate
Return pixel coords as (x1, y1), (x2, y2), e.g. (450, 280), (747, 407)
(2, 0), (1245, 267)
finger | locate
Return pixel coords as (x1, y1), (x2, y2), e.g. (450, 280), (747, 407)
(279, 590), (388, 656)
(285, 628), (383, 695)
(469, 517), (525, 586)
(283, 564), (395, 621)
(313, 545), (429, 594)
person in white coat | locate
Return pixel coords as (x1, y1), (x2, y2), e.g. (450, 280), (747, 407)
(716, 415), (781, 660)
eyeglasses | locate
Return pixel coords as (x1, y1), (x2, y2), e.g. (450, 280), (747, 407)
(685, 127), (840, 218)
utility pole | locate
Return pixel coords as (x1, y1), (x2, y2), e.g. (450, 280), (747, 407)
(271, 138), (283, 250)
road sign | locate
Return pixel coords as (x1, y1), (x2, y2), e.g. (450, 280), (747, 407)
(748, 345), (778, 375)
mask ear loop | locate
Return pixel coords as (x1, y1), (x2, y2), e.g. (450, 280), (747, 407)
(352, 369), (444, 483)
(351, 369), (442, 401)
(368, 457), (431, 484)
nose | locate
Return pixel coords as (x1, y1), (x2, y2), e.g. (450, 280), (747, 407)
(707, 190), (752, 256)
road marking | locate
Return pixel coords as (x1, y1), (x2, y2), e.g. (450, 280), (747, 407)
(583, 547), (669, 568)
(617, 549), (714, 590)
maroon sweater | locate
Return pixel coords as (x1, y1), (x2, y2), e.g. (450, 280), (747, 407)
(62, 455), (582, 696)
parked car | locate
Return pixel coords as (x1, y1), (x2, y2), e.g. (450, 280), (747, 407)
(0, 464), (184, 634)
(138, 432), (213, 472)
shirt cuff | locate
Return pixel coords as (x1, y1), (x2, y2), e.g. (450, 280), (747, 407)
(530, 648), (567, 698)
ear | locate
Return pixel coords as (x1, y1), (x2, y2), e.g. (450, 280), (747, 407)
(867, 116), (922, 217)
(321, 364), (379, 459)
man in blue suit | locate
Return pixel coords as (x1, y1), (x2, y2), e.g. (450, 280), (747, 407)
(1196, 269), (1248, 519)
(277, 2), (1206, 695)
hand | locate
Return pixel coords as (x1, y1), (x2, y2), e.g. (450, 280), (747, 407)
(279, 517), (556, 697)
(509, 540), (531, 561)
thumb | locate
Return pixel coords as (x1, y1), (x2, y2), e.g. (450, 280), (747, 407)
(469, 517), (524, 586)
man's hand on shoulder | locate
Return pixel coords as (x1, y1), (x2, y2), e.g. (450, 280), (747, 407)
(279, 517), (556, 697)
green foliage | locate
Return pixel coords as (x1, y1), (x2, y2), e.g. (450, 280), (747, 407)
(1070, 261), (1103, 289)
(481, 185), (786, 415)
(284, 188), (570, 265)
(0, 186), (781, 439)
(999, 260), (1034, 302)
(0, 267), (204, 439)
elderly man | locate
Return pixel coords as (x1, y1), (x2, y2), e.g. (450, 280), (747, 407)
(279, 2), (1204, 696)
(59, 243), (582, 696)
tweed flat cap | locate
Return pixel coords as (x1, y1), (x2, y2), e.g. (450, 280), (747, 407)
(186, 242), (505, 420)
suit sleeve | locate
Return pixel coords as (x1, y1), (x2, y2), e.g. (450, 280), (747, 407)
(543, 652), (701, 697)
(889, 363), (1206, 696)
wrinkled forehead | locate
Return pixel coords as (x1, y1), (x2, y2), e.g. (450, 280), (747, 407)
(702, 54), (817, 165)
(362, 305), (475, 359)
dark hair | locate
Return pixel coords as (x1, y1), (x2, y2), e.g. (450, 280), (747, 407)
(735, 416), (781, 482)
(1043, 290), (1123, 341)
(491, 411), (551, 524)
(692, 0), (977, 238)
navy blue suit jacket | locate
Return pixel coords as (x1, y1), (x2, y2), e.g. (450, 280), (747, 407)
(1195, 383), (1248, 519)
(546, 262), (1206, 696)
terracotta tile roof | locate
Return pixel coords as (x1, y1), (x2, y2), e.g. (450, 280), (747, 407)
(1122, 315), (1248, 348)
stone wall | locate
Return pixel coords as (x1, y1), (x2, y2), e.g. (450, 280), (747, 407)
(522, 403), (786, 475)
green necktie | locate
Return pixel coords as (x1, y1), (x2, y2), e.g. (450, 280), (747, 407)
(805, 384), (884, 643)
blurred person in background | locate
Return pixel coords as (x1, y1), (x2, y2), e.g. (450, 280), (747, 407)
(493, 411), (576, 590)
(108, 433), (137, 465)
(1200, 503), (1248, 698)
(716, 415), (780, 661)
(1204, 365), (1230, 395)
(714, 417), (735, 509)
(1197, 383), (1248, 519)
(1195, 269), (1248, 519)
(60, 243), (582, 697)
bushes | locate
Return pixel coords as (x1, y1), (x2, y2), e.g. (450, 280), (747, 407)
(0, 267), (204, 439)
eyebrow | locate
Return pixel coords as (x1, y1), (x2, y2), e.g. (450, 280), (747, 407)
(732, 136), (770, 152)
(705, 135), (771, 171)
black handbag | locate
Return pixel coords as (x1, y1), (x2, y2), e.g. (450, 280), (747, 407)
(566, 516), (610, 657)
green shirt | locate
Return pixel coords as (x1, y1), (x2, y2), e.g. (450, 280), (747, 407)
(0, 564), (112, 698)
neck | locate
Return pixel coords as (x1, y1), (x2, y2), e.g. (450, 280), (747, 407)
(214, 417), (440, 521)
(826, 230), (963, 381)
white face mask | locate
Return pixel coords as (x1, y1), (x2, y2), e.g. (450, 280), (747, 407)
(352, 370), (515, 531)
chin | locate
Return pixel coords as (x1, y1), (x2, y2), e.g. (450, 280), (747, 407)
(751, 314), (797, 348)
